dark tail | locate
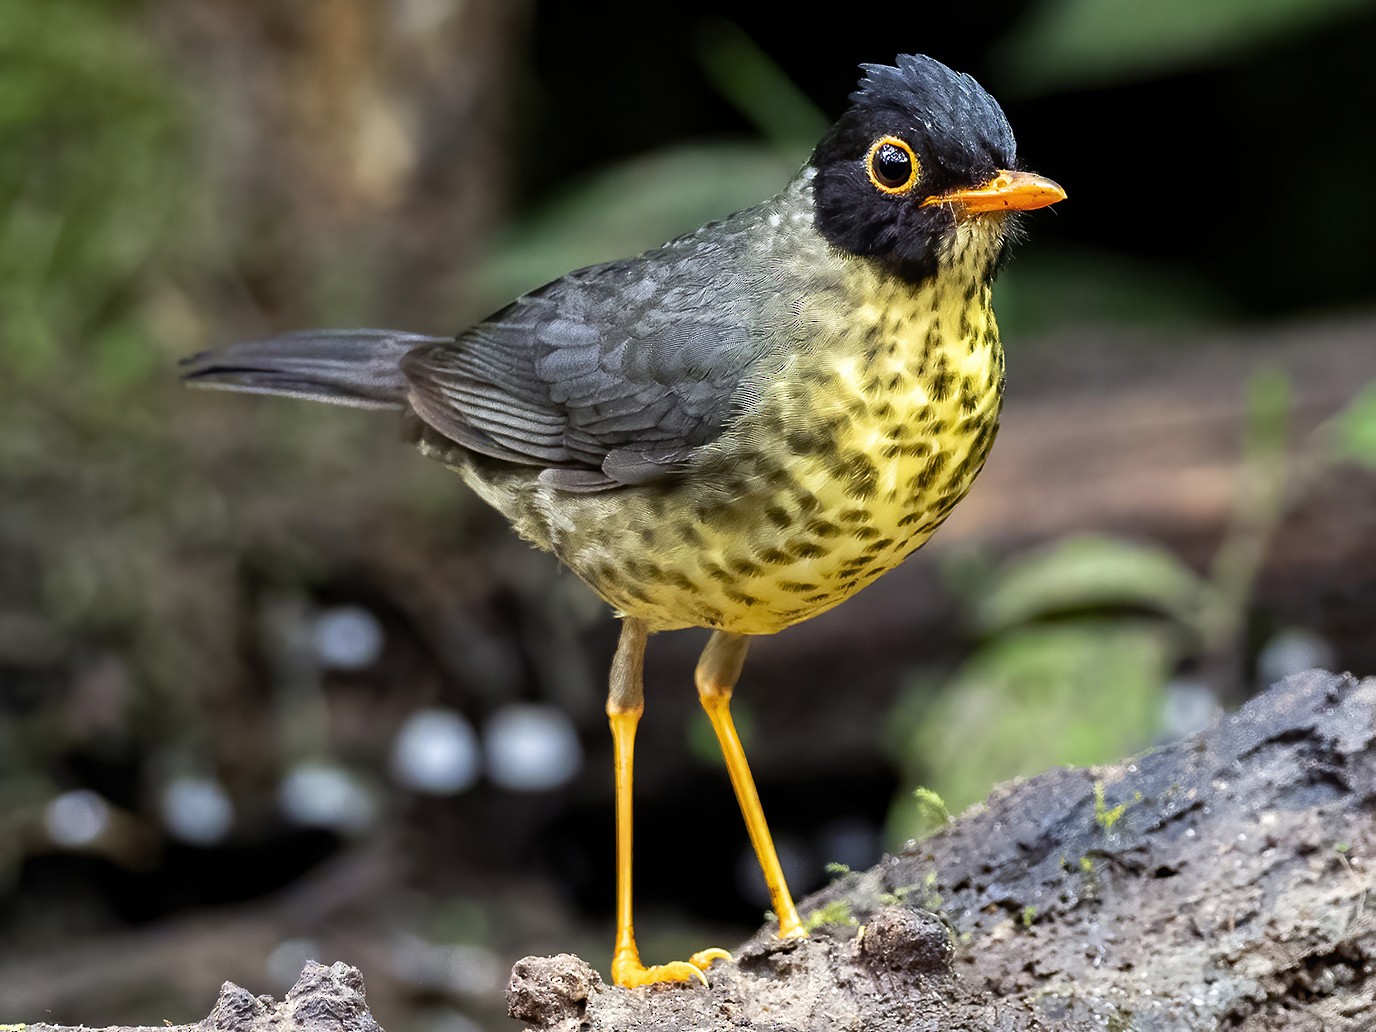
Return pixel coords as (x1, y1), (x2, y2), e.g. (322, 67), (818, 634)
(180, 328), (448, 409)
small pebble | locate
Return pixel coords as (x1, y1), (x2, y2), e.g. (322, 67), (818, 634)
(858, 906), (953, 975)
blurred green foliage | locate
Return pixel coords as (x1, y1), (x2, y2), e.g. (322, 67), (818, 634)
(474, 24), (820, 311)
(887, 367), (1373, 843)
(0, 0), (191, 388)
(0, 1), (199, 826)
(889, 619), (1173, 838)
(693, 20), (828, 150)
(472, 145), (802, 310)
(968, 536), (1215, 635)
(0, 0), (454, 894)
(999, 0), (1376, 90)
(1329, 383), (1376, 469)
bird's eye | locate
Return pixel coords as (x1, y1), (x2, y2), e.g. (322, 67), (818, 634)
(865, 136), (919, 195)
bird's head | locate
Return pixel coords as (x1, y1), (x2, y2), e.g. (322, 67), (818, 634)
(810, 54), (1064, 285)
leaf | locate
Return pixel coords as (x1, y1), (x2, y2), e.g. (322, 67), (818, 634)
(695, 21), (828, 150)
(996, 0), (1376, 93)
(969, 535), (1213, 635)
(467, 143), (804, 313)
(886, 621), (1175, 843)
(1329, 382), (1376, 469)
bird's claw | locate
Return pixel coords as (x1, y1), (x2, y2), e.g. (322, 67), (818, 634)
(612, 947), (730, 988)
(689, 946), (733, 969)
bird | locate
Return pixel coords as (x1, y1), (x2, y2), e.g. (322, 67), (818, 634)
(181, 53), (1064, 988)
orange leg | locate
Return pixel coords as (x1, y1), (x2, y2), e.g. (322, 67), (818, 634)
(606, 618), (729, 988)
(695, 632), (806, 939)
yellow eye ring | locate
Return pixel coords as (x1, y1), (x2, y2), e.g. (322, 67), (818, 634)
(865, 136), (920, 195)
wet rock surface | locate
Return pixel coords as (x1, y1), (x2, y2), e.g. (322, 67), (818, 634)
(509, 670), (1376, 1031)
(18, 672), (1373, 1032)
(26, 961), (383, 1032)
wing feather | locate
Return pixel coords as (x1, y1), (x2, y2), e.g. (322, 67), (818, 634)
(400, 207), (793, 489)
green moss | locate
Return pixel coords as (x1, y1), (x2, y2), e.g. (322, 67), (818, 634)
(1093, 780), (1142, 831)
(1020, 904), (1039, 927)
(880, 870), (944, 911)
(921, 870), (944, 910)
(804, 899), (859, 930)
(877, 886), (909, 907)
(912, 786), (952, 831)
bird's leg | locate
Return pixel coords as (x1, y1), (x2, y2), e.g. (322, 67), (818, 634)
(695, 632), (806, 939)
(606, 618), (728, 988)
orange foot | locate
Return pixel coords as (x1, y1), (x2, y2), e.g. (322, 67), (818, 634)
(612, 947), (731, 988)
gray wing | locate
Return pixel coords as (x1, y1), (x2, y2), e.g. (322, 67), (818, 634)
(402, 211), (786, 492)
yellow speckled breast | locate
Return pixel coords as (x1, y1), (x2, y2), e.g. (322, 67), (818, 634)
(435, 241), (1005, 635)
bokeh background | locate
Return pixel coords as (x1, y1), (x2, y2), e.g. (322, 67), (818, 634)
(2, 1), (1374, 1028)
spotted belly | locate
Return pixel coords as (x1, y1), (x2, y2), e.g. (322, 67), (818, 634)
(457, 332), (1005, 635)
(421, 253), (1006, 635)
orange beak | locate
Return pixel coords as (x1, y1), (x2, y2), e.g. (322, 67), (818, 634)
(921, 169), (1066, 215)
